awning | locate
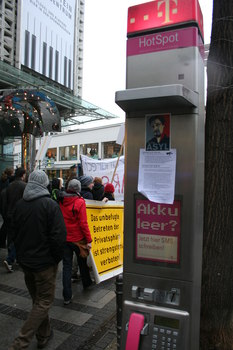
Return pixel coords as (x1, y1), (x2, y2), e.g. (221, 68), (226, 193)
(0, 61), (118, 134)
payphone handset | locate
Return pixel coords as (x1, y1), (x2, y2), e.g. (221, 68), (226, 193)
(124, 300), (190, 350)
(125, 313), (145, 350)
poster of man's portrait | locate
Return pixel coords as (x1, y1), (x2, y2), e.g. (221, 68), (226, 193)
(145, 113), (171, 151)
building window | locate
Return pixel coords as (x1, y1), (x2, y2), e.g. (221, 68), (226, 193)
(80, 143), (99, 158)
(46, 148), (57, 161)
(43, 148), (57, 168)
(59, 145), (77, 161)
(103, 141), (121, 158)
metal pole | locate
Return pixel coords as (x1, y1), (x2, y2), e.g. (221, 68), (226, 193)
(115, 274), (123, 349)
(111, 138), (125, 183)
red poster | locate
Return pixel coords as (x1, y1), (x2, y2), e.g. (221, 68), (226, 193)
(136, 199), (181, 264)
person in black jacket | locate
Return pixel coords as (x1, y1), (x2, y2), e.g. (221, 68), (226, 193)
(0, 167), (14, 192)
(0, 167), (14, 248)
(92, 177), (108, 203)
(9, 170), (67, 350)
(2, 167), (26, 272)
(79, 175), (94, 199)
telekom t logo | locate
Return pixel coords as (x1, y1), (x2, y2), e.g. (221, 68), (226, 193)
(157, 0), (178, 24)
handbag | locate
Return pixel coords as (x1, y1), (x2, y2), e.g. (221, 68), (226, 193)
(73, 238), (89, 258)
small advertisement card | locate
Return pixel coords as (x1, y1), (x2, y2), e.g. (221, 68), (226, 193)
(145, 113), (171, 151)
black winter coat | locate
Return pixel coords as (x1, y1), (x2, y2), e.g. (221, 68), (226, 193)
(104, 192), (115, 201)
(4, 178), (26, 219)
(12, 194), (67, 271)
(81, 187), (93, 200)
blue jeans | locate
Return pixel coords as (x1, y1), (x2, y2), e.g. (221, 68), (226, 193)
(6, 242), (16, 265)
(63, 242), (92, 300)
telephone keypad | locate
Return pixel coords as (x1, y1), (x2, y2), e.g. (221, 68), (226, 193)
(151, 326), (179, 349)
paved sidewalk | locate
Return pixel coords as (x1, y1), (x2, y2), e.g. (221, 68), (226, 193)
(0, 247), (118, 350)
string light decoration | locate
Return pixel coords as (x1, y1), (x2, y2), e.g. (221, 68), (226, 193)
(0, 89), (61, 138)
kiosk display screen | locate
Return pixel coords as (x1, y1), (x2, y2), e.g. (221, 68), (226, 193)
(135, 198), (181, 264)
(154, 315), (180, 329)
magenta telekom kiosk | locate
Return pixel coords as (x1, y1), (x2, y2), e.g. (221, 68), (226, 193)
(115, 0), (205, 349)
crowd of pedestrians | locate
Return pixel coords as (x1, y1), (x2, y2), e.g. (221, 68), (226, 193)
(0, 165), (115, 350)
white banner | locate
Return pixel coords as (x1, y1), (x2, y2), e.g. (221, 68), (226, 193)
(34, 135), (52, 169)
(81, 155), (124, 202)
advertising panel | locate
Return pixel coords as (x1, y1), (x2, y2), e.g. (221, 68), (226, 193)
(86, 201), (124, 283)
(20, 0), (76, 89)
(136, 198), (181, 264)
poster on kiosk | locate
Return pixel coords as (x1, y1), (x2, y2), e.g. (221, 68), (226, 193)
(115, 0), (205, 349)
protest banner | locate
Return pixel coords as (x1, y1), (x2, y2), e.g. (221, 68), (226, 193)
(86, 200), (124, 283)
(81, 155), (124, 202)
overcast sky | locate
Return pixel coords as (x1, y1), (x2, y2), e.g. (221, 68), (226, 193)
(82, 0), (213, 127)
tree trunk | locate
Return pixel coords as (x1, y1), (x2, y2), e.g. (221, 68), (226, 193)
(200, 0), (233, 349)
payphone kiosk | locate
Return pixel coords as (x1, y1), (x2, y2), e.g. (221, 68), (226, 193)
(115, 1), (205, 349)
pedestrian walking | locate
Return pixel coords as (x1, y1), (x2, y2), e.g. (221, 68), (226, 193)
(2, 167), (26, 272)
(0, 167), (14, 248)
(59, 179), (93, 304)
(9, 170), (66, 350)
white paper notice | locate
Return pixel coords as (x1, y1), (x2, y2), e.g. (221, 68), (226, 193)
(138, 149), (176, 204)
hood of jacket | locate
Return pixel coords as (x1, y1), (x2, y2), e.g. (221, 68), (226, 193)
(58, 191), (80, 203)
(23, 182), (50, 201)
(61, 195), (78, 208)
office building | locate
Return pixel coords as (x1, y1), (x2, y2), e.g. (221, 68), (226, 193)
(0, 0), (118, 172)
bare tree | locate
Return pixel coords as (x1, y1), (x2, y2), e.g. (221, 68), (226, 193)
(200, 0), (233, 349)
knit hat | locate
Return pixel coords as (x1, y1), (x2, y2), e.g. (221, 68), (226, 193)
(104, 183), (115, 193)
(67, 179), (81, 194)
(79, 175), (94, 188)
(28, 170), (49, 188)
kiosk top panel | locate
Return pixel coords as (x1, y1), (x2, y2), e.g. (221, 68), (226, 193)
(127, 0), (204, 41)
(115, 84), (198, 113)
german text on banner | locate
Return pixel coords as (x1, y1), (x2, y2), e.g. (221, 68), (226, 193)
(86, 201), (124, 283)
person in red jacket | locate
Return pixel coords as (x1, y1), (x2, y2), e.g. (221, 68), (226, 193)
(59, 179), (92, 304)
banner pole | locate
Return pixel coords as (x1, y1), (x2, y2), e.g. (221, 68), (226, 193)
(111, 137), (125, 183)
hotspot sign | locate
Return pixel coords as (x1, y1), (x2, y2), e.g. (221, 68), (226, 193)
(86, 201), (124, 283)
(136, 199), (181, 264)
(127, 27), (199, 57)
